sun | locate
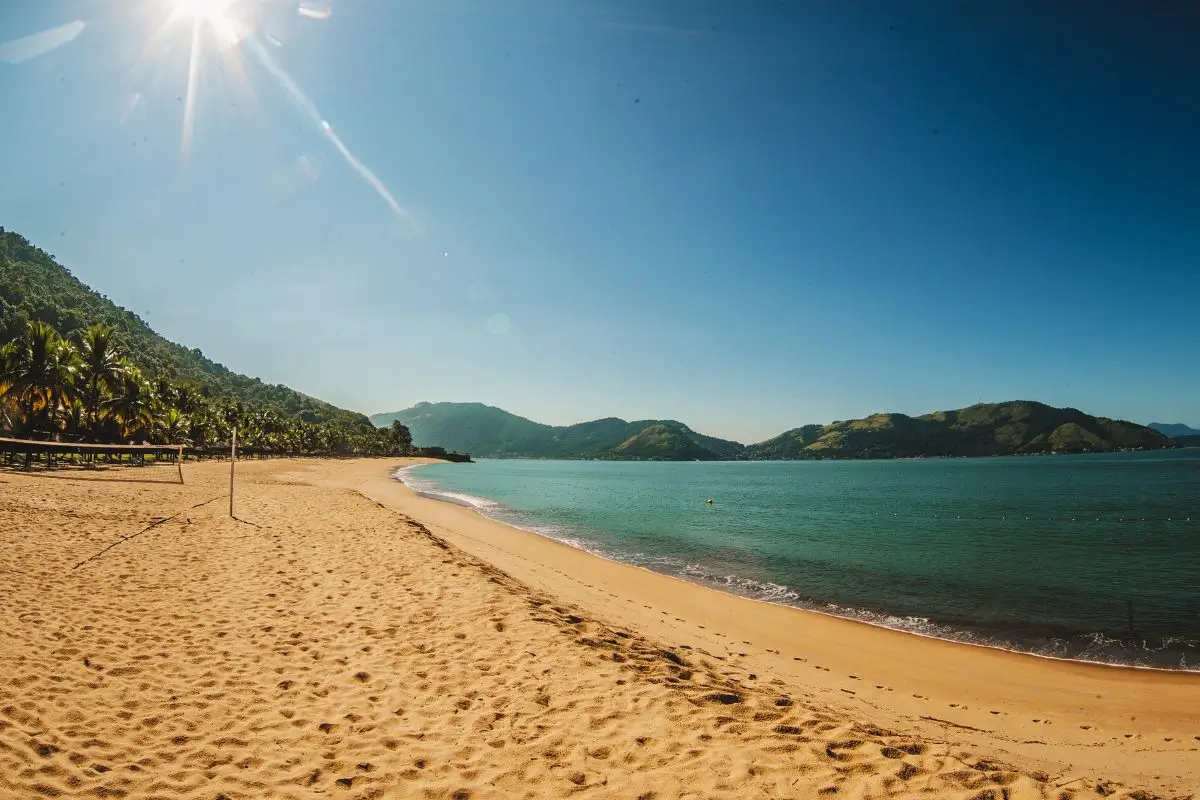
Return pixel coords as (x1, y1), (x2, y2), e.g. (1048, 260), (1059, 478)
(158, 0), (248, 157)
(167, 0), (244, 47)
(172, 0), (238, 23)
(140, 0), (412, 223)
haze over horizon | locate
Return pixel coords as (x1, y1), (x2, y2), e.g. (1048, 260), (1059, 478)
(2, 0), (1197, 443)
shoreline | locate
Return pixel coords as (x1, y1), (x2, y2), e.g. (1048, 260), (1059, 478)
(394, 462), (1199, 674)
(320, 458), (1200, 793)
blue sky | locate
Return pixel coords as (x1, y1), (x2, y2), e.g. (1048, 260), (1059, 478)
(1, 0), (1197, 442)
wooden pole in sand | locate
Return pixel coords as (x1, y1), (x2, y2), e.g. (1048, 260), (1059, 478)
(177, 445), (184, 484)
(229, 425), (237, 517)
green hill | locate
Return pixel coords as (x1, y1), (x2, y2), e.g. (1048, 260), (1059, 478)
(372, 402), (553, 457)
(370, 402), (744, 460)
(743, 401), (1172, 459)
(614, 424), (722, 460)
(375, 400), (1172, 461)
(0, 228), (371, 430)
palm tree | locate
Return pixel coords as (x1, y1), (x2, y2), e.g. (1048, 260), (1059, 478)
(186, 403), (221, 449)
(156, 407), (189, 445)
(0, 340), (19, 434)
(250, 408), (283, 453)
(61, 397), (87, 440)
(0, 321), (80, 437)
(153, 376), (177, 411)
(104, 363), (155, 440)
(174, 383), (201, 416)
(74, 323), (123, 440)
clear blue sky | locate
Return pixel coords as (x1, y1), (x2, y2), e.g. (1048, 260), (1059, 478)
(2, 0), (1197, 442)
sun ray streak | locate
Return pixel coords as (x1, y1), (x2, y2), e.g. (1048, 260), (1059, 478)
(181, 18), (203, 158)
(244, 35), (417, 229)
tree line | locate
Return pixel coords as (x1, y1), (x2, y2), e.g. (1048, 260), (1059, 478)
(1, 228), (375, 433)
(1, 320), (414, 457)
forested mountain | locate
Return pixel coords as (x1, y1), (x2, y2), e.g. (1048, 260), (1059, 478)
(0, 228), (418, 455)
(0, 228), (369, 430)
(613, 424), (723, 460)
(742, 401), (1172, 459)
(371, 402), (745, 460)
(376, 400), (1172, 461)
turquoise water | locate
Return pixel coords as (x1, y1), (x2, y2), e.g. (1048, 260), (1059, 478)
(398, 450), (1200, 669)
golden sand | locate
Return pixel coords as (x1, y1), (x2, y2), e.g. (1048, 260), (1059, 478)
(1, 457), (1196, 799)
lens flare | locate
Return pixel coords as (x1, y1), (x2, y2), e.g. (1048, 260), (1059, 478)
(161, 0), (248, 157)
(147, 0), (415, 228)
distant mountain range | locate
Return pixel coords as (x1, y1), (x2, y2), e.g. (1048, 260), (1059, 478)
(1148, 422), (1200, 438)
(371, 403), (743, 460)
(372, 400), (1173, 461)
(745, 402), (1172, 459)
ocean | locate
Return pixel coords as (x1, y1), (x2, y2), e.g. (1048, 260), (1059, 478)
(396, 449), (1200, 670)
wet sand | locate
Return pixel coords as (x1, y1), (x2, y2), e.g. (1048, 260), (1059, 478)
(1, 457), (1196, 799)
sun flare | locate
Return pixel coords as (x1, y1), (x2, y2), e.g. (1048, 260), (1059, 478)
(168, 0), (244, 47)
(172, 0), (237, 24)
(143, 0), (413, 225)
(158, 0), (247, 156)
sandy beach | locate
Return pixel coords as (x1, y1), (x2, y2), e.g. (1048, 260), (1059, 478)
(1, 457), (1196, 799)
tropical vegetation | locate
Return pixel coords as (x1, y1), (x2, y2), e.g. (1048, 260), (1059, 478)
(0, 318), (415, 455)
(0, 228), (414, 456)
(0, 228), (371, 430)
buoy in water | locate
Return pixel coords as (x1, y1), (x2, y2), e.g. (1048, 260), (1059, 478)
(706, 498), (713, 505)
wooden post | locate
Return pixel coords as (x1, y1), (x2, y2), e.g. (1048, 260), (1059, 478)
(177, 445), (185, 484)
(229, 425), (237, 517)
